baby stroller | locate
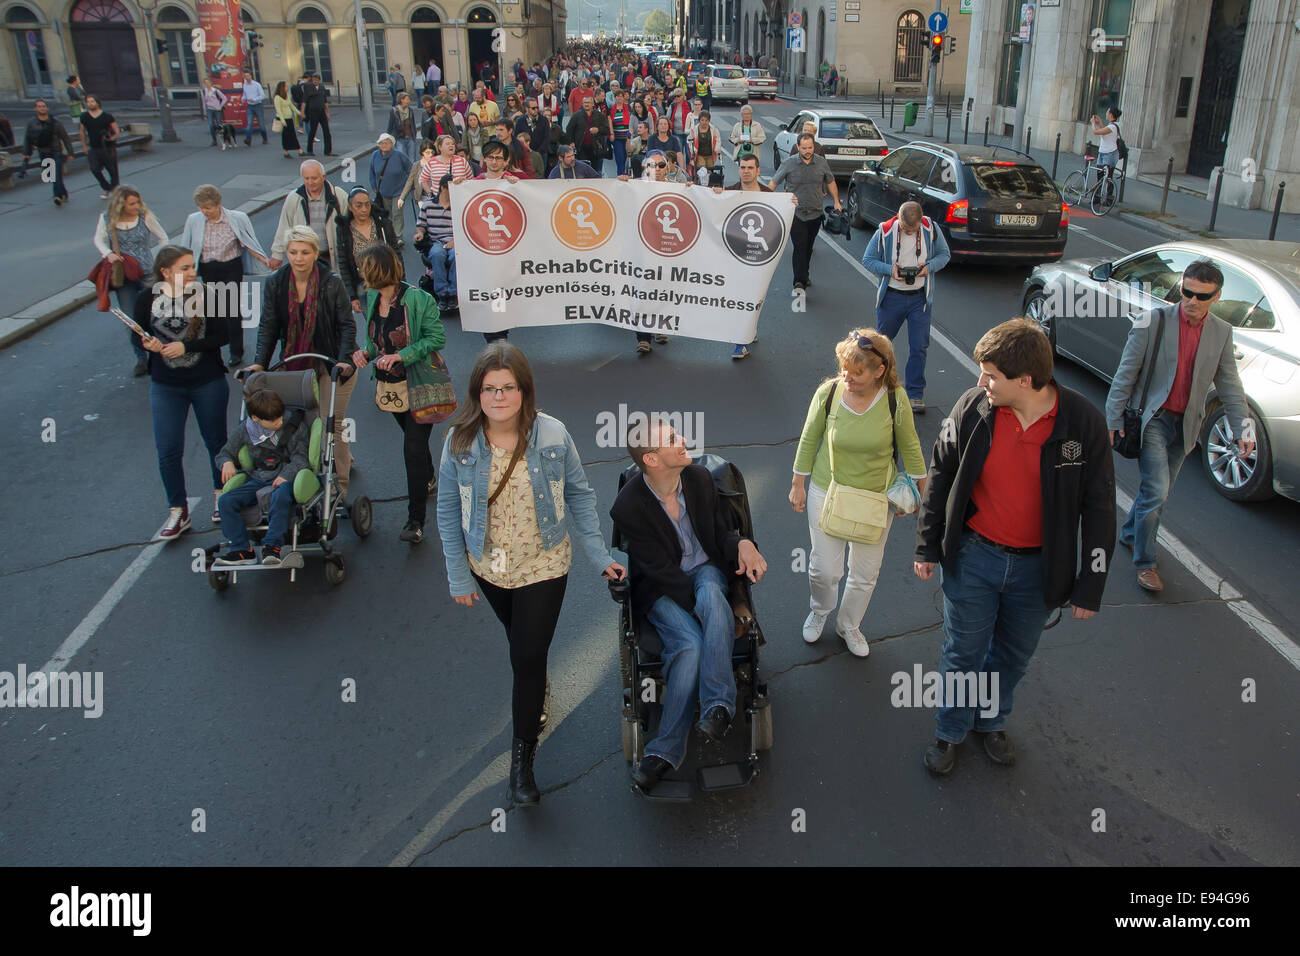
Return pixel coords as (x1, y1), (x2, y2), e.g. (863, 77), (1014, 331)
(205, 355), (373, 590)
(607, 453), (772, 801)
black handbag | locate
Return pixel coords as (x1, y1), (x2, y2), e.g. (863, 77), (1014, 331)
(1113, 310), (1166, 459)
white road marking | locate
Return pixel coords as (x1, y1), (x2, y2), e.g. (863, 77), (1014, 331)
(19, 497), (200, 703)
(806, 249), (1300, 673)
(1070, 224), (1130, 255)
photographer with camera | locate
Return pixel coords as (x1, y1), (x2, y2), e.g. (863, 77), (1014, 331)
(862, 201), (950, 415)
(729, 104), (766, 163)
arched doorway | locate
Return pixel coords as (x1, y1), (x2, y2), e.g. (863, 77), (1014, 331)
(466, 6), (497, 92)
(296, 7), (332, 83)
(6, 5), (52, 97)
(410, 6), (443, 86)
(895, 10), (924, 83)
(70, 0), (143, 100)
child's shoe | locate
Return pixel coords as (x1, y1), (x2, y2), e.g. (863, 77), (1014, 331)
(213, 548), (256, 567)
(261, 545), (283, 567)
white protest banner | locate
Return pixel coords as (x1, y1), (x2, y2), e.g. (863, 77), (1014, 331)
(451, 179), (796, 342)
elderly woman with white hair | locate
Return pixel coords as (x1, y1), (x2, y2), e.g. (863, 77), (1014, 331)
(245, 225), (360, 500)
(729, 104), (767, 163)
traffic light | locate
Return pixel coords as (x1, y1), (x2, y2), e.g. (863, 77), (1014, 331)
(947, 35), (957, 55)
(247, 31), (262, 50)
(930, 31), (944, 63)
(154, 38), (168, 56)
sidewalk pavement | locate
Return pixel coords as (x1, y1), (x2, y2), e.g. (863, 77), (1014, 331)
(0, 105), (391, 351)
(778, 91), (1299, 246)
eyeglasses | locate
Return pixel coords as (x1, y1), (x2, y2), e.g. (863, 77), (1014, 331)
(846, 332), (886, 362)
(480, 384), (520, 398)
(1180, 285), (1217, 301)
(648, 161), (666, 168)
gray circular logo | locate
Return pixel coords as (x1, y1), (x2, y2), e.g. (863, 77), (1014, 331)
(722, 202), (786, 266)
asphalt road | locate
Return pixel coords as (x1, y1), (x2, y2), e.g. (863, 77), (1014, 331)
(1, 98), (1296, 867)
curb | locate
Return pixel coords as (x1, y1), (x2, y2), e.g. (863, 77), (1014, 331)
(0, 146), (377, 352)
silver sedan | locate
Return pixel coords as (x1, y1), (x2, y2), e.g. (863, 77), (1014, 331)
(1021, 239), (1300, 503)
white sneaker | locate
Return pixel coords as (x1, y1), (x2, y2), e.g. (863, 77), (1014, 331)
(837, 624), (870, 657)
(802, 611), (828, 643)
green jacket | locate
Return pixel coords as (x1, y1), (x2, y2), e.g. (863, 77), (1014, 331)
(358, 281), (446, 371)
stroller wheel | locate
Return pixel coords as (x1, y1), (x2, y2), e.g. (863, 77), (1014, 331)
(208, 570), (231, 592)
(351, 495), (373, 538)
(324, 555), (346, 586)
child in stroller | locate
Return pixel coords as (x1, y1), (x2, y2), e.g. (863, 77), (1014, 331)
(213, 388), (309, 566)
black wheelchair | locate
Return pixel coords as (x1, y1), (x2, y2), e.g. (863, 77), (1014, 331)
(607, 454), (773, 801)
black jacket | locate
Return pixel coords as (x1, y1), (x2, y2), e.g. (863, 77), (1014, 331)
(609, 464), (743, 616)
(566, 109), (609, 153)
(334, 212), (398, 298)
(23, 115), (73, 157)
(514, 112), (550, 157)
(255, 261), (357, 369)
(915, 383), (1116, 610)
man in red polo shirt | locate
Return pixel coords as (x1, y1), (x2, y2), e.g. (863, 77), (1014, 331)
(914, 318), (1116, 776)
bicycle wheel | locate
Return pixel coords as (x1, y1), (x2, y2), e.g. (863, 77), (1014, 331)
(1091, 173), (1117, 215)
(1061, 171), (1086, 207)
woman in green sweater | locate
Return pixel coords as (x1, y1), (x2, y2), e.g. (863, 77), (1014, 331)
(351, 243), (446, 543)
(790, 330), (928, 657)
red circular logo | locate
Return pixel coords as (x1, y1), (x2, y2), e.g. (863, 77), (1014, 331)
(461, 190), (527, 255)
(637, 193), (702, 257)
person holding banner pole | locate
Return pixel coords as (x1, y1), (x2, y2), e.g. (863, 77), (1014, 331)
(472, 141), (520, 344)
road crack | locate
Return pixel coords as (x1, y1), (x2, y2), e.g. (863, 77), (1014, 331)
(767, 619), (945, 679)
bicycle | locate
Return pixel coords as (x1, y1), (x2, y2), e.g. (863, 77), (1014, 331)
(1061, 144), (1125, 216)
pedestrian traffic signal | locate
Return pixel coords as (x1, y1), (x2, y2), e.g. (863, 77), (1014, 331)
(247, 31), (263, 50)
(930, 32), (944, 63)
(154, 38), (168, 56)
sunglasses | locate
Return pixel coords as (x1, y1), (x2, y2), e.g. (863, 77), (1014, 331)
(647, 161), (666, 168)
(846, 332), (885, 362)
(1180, 285), (1217, 301)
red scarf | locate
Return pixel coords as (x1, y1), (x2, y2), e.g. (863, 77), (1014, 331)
(284, 266), (320, 372)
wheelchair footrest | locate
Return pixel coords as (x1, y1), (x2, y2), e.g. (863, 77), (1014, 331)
(697, 761), (755, 792)
(633, 778), (694, 802)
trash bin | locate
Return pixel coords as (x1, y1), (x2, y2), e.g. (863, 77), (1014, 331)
(903, 102), (919, 128)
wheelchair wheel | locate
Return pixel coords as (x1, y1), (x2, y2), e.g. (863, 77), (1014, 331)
(351, 495), (373, 538)
(208, 569), (230, 592)
(753, 697), (773, 751)
(324, 555), (346, 586)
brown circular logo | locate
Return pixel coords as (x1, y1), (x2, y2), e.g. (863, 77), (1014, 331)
(461, 190), (527, 255)
(550, 187), (617, 251)
(637, 193), (702, 257)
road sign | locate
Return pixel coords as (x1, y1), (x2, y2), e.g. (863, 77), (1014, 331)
(789, 11), (802, 27)
(26, 30), (38, 49)
(787, 27), (805, 52)
(928, 11), (948, 33)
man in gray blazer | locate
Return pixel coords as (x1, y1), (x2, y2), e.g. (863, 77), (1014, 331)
(1105, 258), (1254, 592)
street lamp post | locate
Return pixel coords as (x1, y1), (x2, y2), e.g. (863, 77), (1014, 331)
(140, 0), (180, 142)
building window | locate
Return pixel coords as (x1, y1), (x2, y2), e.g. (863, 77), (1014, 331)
(895, 10), (924, 83)
(241, 10), (261, 82)
(1076, 0), (1131, 121)
(360, 7), (387, 90)
(297, 8), (331, 83)
(7, 5), (52, 93)
(157, 6), (198, 85)
(995, 0), (1024, 108)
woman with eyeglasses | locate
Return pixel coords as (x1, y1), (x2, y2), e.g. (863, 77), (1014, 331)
(789, 330), (928, 657)
(436, 342), (626, 808)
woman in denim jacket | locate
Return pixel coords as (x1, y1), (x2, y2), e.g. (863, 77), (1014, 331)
(436, 342), (625, 808)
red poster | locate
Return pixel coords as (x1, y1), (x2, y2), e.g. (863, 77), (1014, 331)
(197, 0), (247, 127)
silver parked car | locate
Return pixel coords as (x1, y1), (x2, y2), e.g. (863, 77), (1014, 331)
(1021, 240), (1300, 503)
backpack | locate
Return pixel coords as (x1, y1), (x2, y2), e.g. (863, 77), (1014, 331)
(1112, 121), (1128, 162)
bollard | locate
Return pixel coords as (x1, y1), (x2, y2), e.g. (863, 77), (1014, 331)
(1208, 166), (1225, 232)
(1052, 132), (1061, 179)
(983, 116), (989, 147)
(890, 96), (895, 127)
(878, 78), (882, 109)
(946, 106), (952, 143)
(946, 91), (950, 116)
(1160, 156), (1174, 215)
(1119, 161), (1127, 204)
(1269, 181), (1286, 240)
(1025, 126), (1031, 154)
(964, 110), (969, 145)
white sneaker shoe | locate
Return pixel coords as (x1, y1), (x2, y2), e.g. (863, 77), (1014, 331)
(837, 624), (870, 657)
(802, 611), (828, 643)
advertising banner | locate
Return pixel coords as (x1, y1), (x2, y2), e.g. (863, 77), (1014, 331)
(451, 179), (797, 342)
(196, 0), (247, 127)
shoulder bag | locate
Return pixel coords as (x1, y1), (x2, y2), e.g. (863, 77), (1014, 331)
(108, 218), (126, 288)
(1113, 310), (1166, 459)
(402, 287), (457, 425)
(817, 383), (891, 544)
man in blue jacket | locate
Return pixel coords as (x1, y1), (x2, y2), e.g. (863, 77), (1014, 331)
(862, 201), (951, 414)
(370, 133), (413, 245)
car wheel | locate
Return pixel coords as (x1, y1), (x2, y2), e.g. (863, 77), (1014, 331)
(1200, 404), (1274, 502)
(1022, 287), (1055, 351)
(846, 189), (864, 229)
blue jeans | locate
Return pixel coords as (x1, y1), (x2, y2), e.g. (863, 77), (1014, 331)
(428, 244), (456, 299)
(118, 279), (147, 359)
(397, 137), (417, 165)
(644, 563), (737, 768)
(1121, 410), (1186, 570)
(150, 376), (229, 508)
(876, 288), (931, 401)
(207, 108), (224, 143)
(612, 138), (627, 176)
(936, 532), (1049, 744)
(219, 476), (296, 549)
(38, 149), (68, 200)
(243, 102), (267, 142)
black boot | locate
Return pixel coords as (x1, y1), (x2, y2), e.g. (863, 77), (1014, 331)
(509, 737), (540, 807)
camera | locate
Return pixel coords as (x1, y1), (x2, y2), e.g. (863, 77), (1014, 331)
(898, 265), (920, 285)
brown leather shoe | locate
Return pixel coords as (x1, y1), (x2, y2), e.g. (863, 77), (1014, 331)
(1137, 568), (1164, 592)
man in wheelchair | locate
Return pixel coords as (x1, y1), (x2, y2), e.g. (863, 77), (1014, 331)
(610, 419), (768, 791)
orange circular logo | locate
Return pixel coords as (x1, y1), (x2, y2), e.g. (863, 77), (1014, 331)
(461, 190), (527, 255)
(637, 194), (702, 257)
(550, 188), (616, 251)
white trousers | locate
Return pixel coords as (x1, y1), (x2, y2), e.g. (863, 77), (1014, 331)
(806, 482), (893, 632)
